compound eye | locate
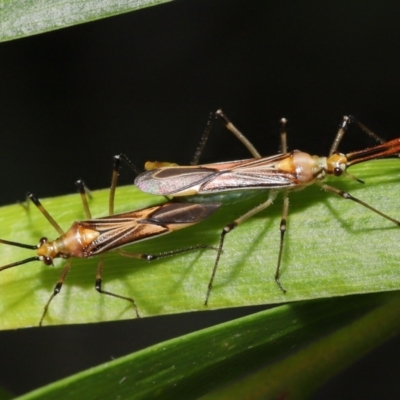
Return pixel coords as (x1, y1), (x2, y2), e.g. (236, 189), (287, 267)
(39, 237), (48, 245)
(42, 256), (53, 266)
(333, 167), (343, 176)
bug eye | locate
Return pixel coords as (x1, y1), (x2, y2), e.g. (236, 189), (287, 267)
(39, 237), (48, 245)
(333, 167), (343, 176)
(42, 256), (53, 266)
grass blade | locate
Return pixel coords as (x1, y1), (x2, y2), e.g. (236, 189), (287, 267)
(0, 0), (171, 42)
(0, 159), (399, 328)
(14, 292), (400, 400)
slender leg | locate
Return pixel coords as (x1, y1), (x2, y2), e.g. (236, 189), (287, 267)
(191, 112), (214, 166)
(320, 183), (400, 225)
(279, 118), (288, 154)
(28, 181), (93, 234)
(215, 109), (262, 158)
(350, 116), (386, 145)
(0, 251), (39, 271)
(275, 191), (289, 293)
(92, 242), (202, 320)
(75, 180), (92, 219)
(18, 194), (31, 212)
(109, 154), (142, 215)
(114, 243), (216, 317)
(27, 192), (65, 236)
(40, 261), (71, 326)
(109, 155), (120, 216)
(117, 244), (213, 261)
(95, 259), (140, 318)
(329, 116), (386, 156)
(205, 190), (279, 305)
(329, 116), (351, 156)
(192, 109), (263, 165)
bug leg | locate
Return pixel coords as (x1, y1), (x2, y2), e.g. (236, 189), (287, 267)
(320, 184), (400, 225)
(204, 223), (231, 306)
(40, 261), (71, 326)
(205, 190), (279, 305)
(329, 116), (386, 156)
(95, 258), (140, 318)
(191, 112), (214, 166)
(18, 194), (31, 212)
(215, 109), (261, 158)
(28, 193), (65, 236)
(349, 116), (386, 145)
(191, 109), (264, 165)
(109, 154), (142, 215)
(329, 116), (351, 156)
(275, 191), (289, 293)
(75, 180), (92, 219)
(117, 244), (215, 262)
(279, 118), (288, 154)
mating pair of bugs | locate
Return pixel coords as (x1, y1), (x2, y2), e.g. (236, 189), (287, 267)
(1, 110), (400, 325)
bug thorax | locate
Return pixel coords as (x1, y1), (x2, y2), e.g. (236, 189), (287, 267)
(34, 223), (90, 263)
(278, 151), (328, 184)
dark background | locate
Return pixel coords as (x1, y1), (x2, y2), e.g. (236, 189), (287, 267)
(1, 0), (400, 398)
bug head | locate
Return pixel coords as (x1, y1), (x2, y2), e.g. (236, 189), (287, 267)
(326, 153), (348, 177)
(0, 237), (56, 272)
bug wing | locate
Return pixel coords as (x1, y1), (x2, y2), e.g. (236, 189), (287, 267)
(199, 157), (298, 192)
(135, 154), (298, 196)
(77, 202), (220, 256)
(143, 202), (220, 227)
(135, 166), (223, 196)
(79, 214), (168, 256)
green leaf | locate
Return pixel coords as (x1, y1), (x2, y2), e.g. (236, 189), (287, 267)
(14, 292), (400, 400)
(0, 386), (14, 400)
(201, 292), (400, 400)
(0, 0), (171, 42)
(1, 159), (400, 329)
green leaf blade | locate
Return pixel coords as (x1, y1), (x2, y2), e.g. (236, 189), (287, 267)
(0, 0), (171, 42)
(15, 293), (400, 400)
(0, 159), (400, 329)
(202, 293), (400, 400)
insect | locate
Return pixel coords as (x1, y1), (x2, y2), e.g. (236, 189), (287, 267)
(135, 110), (400, 305)
(0, 173), (220, 326)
